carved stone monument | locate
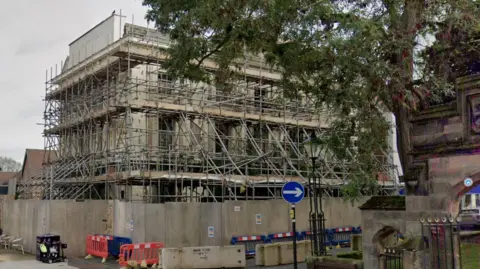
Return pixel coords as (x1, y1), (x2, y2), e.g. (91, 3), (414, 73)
(361, 73), (480, 268)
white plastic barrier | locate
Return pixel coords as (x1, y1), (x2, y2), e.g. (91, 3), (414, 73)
(162, 245), (246, 269)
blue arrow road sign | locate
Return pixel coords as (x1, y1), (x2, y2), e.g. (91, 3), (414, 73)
(282, 182), (305, 204)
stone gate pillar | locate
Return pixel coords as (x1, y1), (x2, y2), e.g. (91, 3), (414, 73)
(406, 73), (480, 236)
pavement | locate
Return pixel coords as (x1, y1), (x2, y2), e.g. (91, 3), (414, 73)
(64, 246), (351, 269)
(67, 257), (120, 269)
(66, 257), (305, 269)
(0, 246), (352, 269)
(0, 249), (75, 269)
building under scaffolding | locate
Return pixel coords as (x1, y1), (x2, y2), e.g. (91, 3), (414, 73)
(16, 13), (400, 202)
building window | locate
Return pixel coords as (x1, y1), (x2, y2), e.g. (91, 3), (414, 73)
(254, 86), (268, 108)
(215, 122), (230, 153)
(250, 124), (268, 153)
(0, 186), (7, 195)
(215, 83), (233, 103)
(158, 73), (174, 95)
(464, 194), (472, 208)
(159, 118), (175, 150)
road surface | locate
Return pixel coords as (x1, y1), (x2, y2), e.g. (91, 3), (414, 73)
(1, 245), (352, 269)
(0, 251), (76, 269)
(0, 260), (76, 269)
(65, 247), (351, 269)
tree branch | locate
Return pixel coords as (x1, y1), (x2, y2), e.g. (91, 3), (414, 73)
(194, 34), (231, 68)
(194, 0), (262, 68)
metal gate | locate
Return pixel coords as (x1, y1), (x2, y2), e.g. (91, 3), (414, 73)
(420, 216), (460, 269)
(382, 248), (403, 269)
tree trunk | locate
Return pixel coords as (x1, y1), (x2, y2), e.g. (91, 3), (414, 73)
(393, 0), (426, 174)
(394, 106), (412, 173)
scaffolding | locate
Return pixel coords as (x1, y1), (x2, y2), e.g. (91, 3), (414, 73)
(16, 16), (400, 201)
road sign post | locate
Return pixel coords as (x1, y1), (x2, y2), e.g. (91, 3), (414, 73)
(291, 203), (297, 269)
(282, 182), (305, 269)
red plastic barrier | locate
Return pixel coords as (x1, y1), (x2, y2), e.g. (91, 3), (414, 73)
(118, 242), (164, 266)
(96, 235), (113, 240)
(86, 235), (108, 260)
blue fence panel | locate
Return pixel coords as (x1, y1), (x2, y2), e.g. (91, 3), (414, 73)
(298, 226), (362, 248)
(229, 226), (363, 256)
(231, 235), (268, 256)
(95, 234), (132, 257)
(329, 226), (362, 247)
(330, 226), (354, 247)
(299, 230), (334, 246)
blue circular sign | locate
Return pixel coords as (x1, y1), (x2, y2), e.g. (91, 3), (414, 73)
(464, 177), (473, 187)
(282, 182), (305, 204)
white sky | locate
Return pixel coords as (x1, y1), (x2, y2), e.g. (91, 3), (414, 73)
(0, 0), (409, 177)
(0, 0), (149, 162)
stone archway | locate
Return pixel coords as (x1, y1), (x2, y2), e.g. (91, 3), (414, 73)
(404, 154), (480, 237)
(359, 196), (406, 269)
(372, 226), (404, 255)
(449, 173), (480, 200)
(447, 173), (480, 215)
(407, 72), (480, 218)
(401, 73), (480, 268)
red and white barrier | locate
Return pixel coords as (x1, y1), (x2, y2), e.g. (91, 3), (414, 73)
(334, 227), (353, 233)
(118, 242), (165, 267)
(85, 235), (108, 263)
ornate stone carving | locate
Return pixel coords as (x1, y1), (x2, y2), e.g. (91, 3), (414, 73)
(403, 162), (429, 196)
(468, 94), (480, 134)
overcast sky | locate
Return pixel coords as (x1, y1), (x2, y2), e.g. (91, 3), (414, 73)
(0, 0), (149, 162)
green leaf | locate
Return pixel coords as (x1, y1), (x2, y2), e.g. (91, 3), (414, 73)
(143, 0), (480, 199)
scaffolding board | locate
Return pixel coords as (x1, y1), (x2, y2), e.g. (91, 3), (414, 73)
(15, 20), (401, 201)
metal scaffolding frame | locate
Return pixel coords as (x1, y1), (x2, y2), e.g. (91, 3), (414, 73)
(16, 21), (400, 201)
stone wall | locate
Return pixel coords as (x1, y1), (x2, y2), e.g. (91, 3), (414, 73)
(405, 73), (480, 236)
(361, 210), (406, 269)
(360, 196), (407, 269)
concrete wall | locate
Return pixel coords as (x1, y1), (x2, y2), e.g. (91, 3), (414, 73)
(2, 197), (367, 257)
(68, 14), (123, 68)
(113, 197), (368, 247)
(1, 200), (107, 257)
(0, 194), (6, 227)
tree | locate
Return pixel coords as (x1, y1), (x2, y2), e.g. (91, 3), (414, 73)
(0, 156), (22, 172)
(142, 0), (480, 199)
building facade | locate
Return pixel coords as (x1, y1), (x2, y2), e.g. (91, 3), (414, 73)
(16, 13), (399, 202)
